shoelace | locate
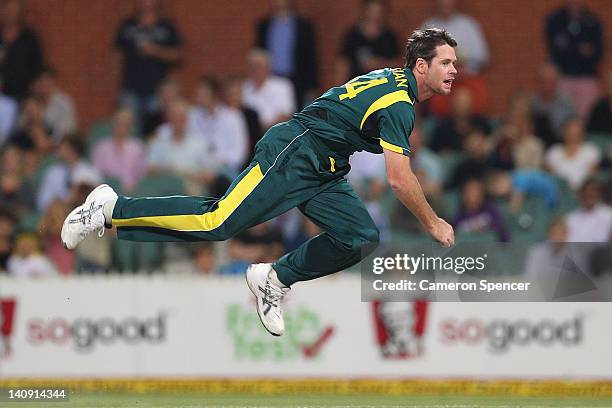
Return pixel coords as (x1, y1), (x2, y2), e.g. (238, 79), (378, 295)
(262, 280), (287, 312)
(69, 202), (105, 238)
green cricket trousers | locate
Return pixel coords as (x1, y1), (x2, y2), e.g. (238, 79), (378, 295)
(112, 119), (380, 286)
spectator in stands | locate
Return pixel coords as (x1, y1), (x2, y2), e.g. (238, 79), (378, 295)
(546, 0), (603, 118)
(142, 77), (182, 137)
(38, 199), (74, 275)
(524, 216), (571, 298)
(487, 170), (559, 215)
(422, 0), (488, 75)
(587, 70), (612, 134)
(256, 0), (318, 108)
(421, 0), (489, 117)
(0, 145), (34, 216)
(146, 100), (214, 193)
(37, 135), (101, 211)
(0, 209), (14, 271)
(9, 94), (52, 155)
(347, 150), (386, 200)
(92, 108), (146, 193)
(0, 0), (44, 99)
(0, 76), (17, 146)
(566, 178), (612, 242)
(453, 179), (509, 242)
(430, 88), (490, 153)
(531, 63), (578, 145)
(492, 109), (544, 170)
(188, 76), (249, 175)
(7, 232), (57, 277)
(192, 242), (216, 275)
(545, 118), (601, 190)
(242, 49), (296, 129)
(338, 0), (399, 80)
(411, 126), (443, 197)
(448, 130), (493, 189)
(31, 67), (77, 143)
(115, 0), (182, 119)
(223, 77), (262, 158)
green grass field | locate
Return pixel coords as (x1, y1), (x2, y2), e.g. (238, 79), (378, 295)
(11, 393), (612, 407)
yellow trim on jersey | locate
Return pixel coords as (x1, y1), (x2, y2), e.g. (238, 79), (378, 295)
(360, 90), (412, 129)
(329, 157), (336, 173)
(379, 139), (405, 155)
(112, 164), (264, 231)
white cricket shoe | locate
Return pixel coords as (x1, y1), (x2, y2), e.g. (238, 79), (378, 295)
(246, 263), (290, 336)
(61, 184), (117, 250)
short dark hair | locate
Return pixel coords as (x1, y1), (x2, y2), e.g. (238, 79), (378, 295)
(197, 75), (220, 94)
(404, 28), (457, 69)
(62, 134), (85, 157)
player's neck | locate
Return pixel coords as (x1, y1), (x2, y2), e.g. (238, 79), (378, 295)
(412, 69), (433, 102)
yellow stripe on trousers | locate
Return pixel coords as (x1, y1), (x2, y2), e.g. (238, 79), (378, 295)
(112, 164), (264, 232)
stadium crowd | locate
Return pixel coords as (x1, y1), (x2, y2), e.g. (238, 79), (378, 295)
(0, 0), (610, 277)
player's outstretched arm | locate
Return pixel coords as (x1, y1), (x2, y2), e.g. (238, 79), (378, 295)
(383, 149), (455, 247)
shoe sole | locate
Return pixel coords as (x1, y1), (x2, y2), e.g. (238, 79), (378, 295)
(245, 266), (282, 337)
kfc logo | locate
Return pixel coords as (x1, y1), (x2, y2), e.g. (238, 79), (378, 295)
(372, 300), (428, 359)
(1, 298), (16, 357)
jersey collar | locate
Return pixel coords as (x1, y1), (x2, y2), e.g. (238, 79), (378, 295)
(404, 69), (419, 103)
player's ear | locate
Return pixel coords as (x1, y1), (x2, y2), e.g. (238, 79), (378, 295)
(415, 58), (428, 75)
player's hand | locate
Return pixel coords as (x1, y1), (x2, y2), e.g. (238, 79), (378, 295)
(427, 217), (455, 247)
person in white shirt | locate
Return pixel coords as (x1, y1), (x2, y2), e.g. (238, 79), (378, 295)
(188, 76), (248, 174)
(147, 100), (212, 175)
(37, 136), (101, 212)
(566, 179), (612, 243)
(0, 77), (17, 146)
(7, 232), (57, 278)
(545, 118), (601, 190)
(422, 0), (489, 74)
(242, 48), (296, 129)
(31, 67), (77, 143)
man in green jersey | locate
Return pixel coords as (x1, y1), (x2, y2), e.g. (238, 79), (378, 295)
(62, 28), (457, 336)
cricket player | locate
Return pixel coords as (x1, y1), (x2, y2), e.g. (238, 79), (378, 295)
(62, 28), (457, 336)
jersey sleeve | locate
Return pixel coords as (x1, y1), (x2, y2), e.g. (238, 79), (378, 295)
(377, 102), (414, 156)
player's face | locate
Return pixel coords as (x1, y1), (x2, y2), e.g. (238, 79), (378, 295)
(425, 45), (457, 96)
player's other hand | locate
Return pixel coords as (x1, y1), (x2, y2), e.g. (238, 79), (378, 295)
(427, 217), (455, 247)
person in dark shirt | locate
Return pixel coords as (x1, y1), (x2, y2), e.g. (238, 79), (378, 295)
(0, 208), (15, 271)
(430, 87), (491, 153)
(545, 0), (603, 118)
(115, 0), (182, 117)
(9, 94), (52, 155)
(586, 71), (612, 134)
(256, 0), (318, 108)
(223, 77), (262, 162)
(0, 0), (44, 100)
(453, 178), (509, 242)
(448, 129), (494, 190)
(338, 0), (399, 80)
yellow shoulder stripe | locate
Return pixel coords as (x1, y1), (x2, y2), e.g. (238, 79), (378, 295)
(379, 139), (405, 155)
(360, 90), (412, 129)
(112, 164), (264, 231)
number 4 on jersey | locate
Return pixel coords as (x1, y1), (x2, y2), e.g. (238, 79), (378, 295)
(339, 78), (388, 100)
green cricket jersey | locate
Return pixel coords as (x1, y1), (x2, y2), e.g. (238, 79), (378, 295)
(295, 67), (419, 158)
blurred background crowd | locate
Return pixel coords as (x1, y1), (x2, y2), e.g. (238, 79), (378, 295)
(0, 0), (610, 277)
